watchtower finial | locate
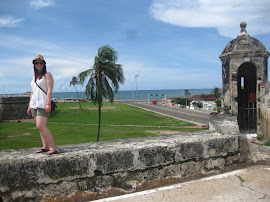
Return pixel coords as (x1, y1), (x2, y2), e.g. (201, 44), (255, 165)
(239, 22), (248, 36)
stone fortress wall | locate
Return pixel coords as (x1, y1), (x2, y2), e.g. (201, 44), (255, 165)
(0, 95), (31, 121)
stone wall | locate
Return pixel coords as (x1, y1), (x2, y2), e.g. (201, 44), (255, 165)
(0, 116), (241, 202)
(260, 82), (270, 141)
(0, 95), (31, 121)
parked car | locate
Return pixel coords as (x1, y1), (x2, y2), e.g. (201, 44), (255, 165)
(210, 112), (218, 115)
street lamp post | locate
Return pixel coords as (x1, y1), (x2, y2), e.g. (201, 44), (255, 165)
(135, 75), (139, 102)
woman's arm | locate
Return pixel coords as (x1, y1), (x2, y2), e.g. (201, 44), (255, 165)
(27, 76), (35, 115)
(45, 72), (54, 112)
(27, 92), (33, 115)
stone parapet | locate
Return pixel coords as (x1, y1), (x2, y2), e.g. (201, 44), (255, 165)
(0, 131), (240, 201)
(0, 95), (31, 120)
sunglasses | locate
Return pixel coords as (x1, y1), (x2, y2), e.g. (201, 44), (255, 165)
(35, 62), (44, 65)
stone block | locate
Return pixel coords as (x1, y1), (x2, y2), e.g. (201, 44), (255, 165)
(209, 114), (240, 135)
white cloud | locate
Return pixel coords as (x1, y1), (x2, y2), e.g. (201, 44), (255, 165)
(0, 33), (60, 55)
(48, 58), (91, 77)
(0, 16), (25, 27)
(0, 32), (96, 93)
(0, 56), (92, 93)
(29, 0), (55, 9)
(150, 0), (270, 38)
(120, 60), (221, 91)
(0, 54), (221, 94)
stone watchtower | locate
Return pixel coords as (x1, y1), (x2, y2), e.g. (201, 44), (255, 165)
(219, 22), (269, 131)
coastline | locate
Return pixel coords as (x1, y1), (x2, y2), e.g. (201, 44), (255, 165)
(51, 88), (214, 101)
(0, 88), (216, 101)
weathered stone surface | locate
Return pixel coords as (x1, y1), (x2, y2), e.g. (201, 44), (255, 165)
(0, 131), (240, 202)
(220, 34), (269, 118)
(219, 22), (269, 133)
(240, 134), (270, 165)
(209, 114), (240, 135)
(222, 34), (268, 55)
(0, 95), (31, 120)
(260, 82), (270, 141)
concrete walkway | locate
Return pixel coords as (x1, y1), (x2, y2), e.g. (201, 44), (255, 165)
(94, 165), (270, 202)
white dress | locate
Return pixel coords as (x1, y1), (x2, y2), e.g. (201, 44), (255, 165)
(30, 77), (48, 109)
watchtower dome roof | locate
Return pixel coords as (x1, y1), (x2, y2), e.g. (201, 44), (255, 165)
(221, 22), (268, 55)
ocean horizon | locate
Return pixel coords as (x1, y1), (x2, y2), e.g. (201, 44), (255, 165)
(0, 88), (215, 101)
(51, 88), (214, 101)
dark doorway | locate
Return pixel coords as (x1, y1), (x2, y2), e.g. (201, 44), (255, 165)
(237, 62), (257, 130)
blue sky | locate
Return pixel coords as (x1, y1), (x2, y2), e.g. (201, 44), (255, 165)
(0, 0), (270, 94)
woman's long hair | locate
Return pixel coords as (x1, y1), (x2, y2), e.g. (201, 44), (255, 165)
(33, 63), (47, 81)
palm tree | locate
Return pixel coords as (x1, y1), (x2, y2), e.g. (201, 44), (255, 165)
(184, 89), (190, 108)
(211, 87), (221, 99)
(78, 45), (125, 142)
(184, 89), (190, 97)
(69, 76), (83, 110)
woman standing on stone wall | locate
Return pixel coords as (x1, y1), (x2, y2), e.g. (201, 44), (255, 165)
(27, 55), (57, 155)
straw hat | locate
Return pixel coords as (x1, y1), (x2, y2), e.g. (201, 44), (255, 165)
(32, 55), (46, 64)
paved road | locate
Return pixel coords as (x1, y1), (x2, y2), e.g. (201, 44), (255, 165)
(118, 100), (210, 126)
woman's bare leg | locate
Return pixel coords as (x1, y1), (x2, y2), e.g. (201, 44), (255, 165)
(35, 116), (55, 151)
(34, 116), (49, 149)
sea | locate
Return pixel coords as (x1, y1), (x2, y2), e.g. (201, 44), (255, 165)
(51, 89), (213, 101)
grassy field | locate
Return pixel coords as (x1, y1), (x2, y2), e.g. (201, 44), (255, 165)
(0, 102), (207, 150)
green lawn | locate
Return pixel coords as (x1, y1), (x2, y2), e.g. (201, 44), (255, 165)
(0, 102), (207, 150)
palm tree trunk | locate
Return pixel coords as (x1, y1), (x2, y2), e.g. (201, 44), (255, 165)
(75, 86), (83, 110)
(97, 104), (101, 142)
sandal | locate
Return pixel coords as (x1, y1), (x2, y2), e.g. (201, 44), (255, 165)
(47, 150), (58, 155)
(36, 148), (49, 153)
